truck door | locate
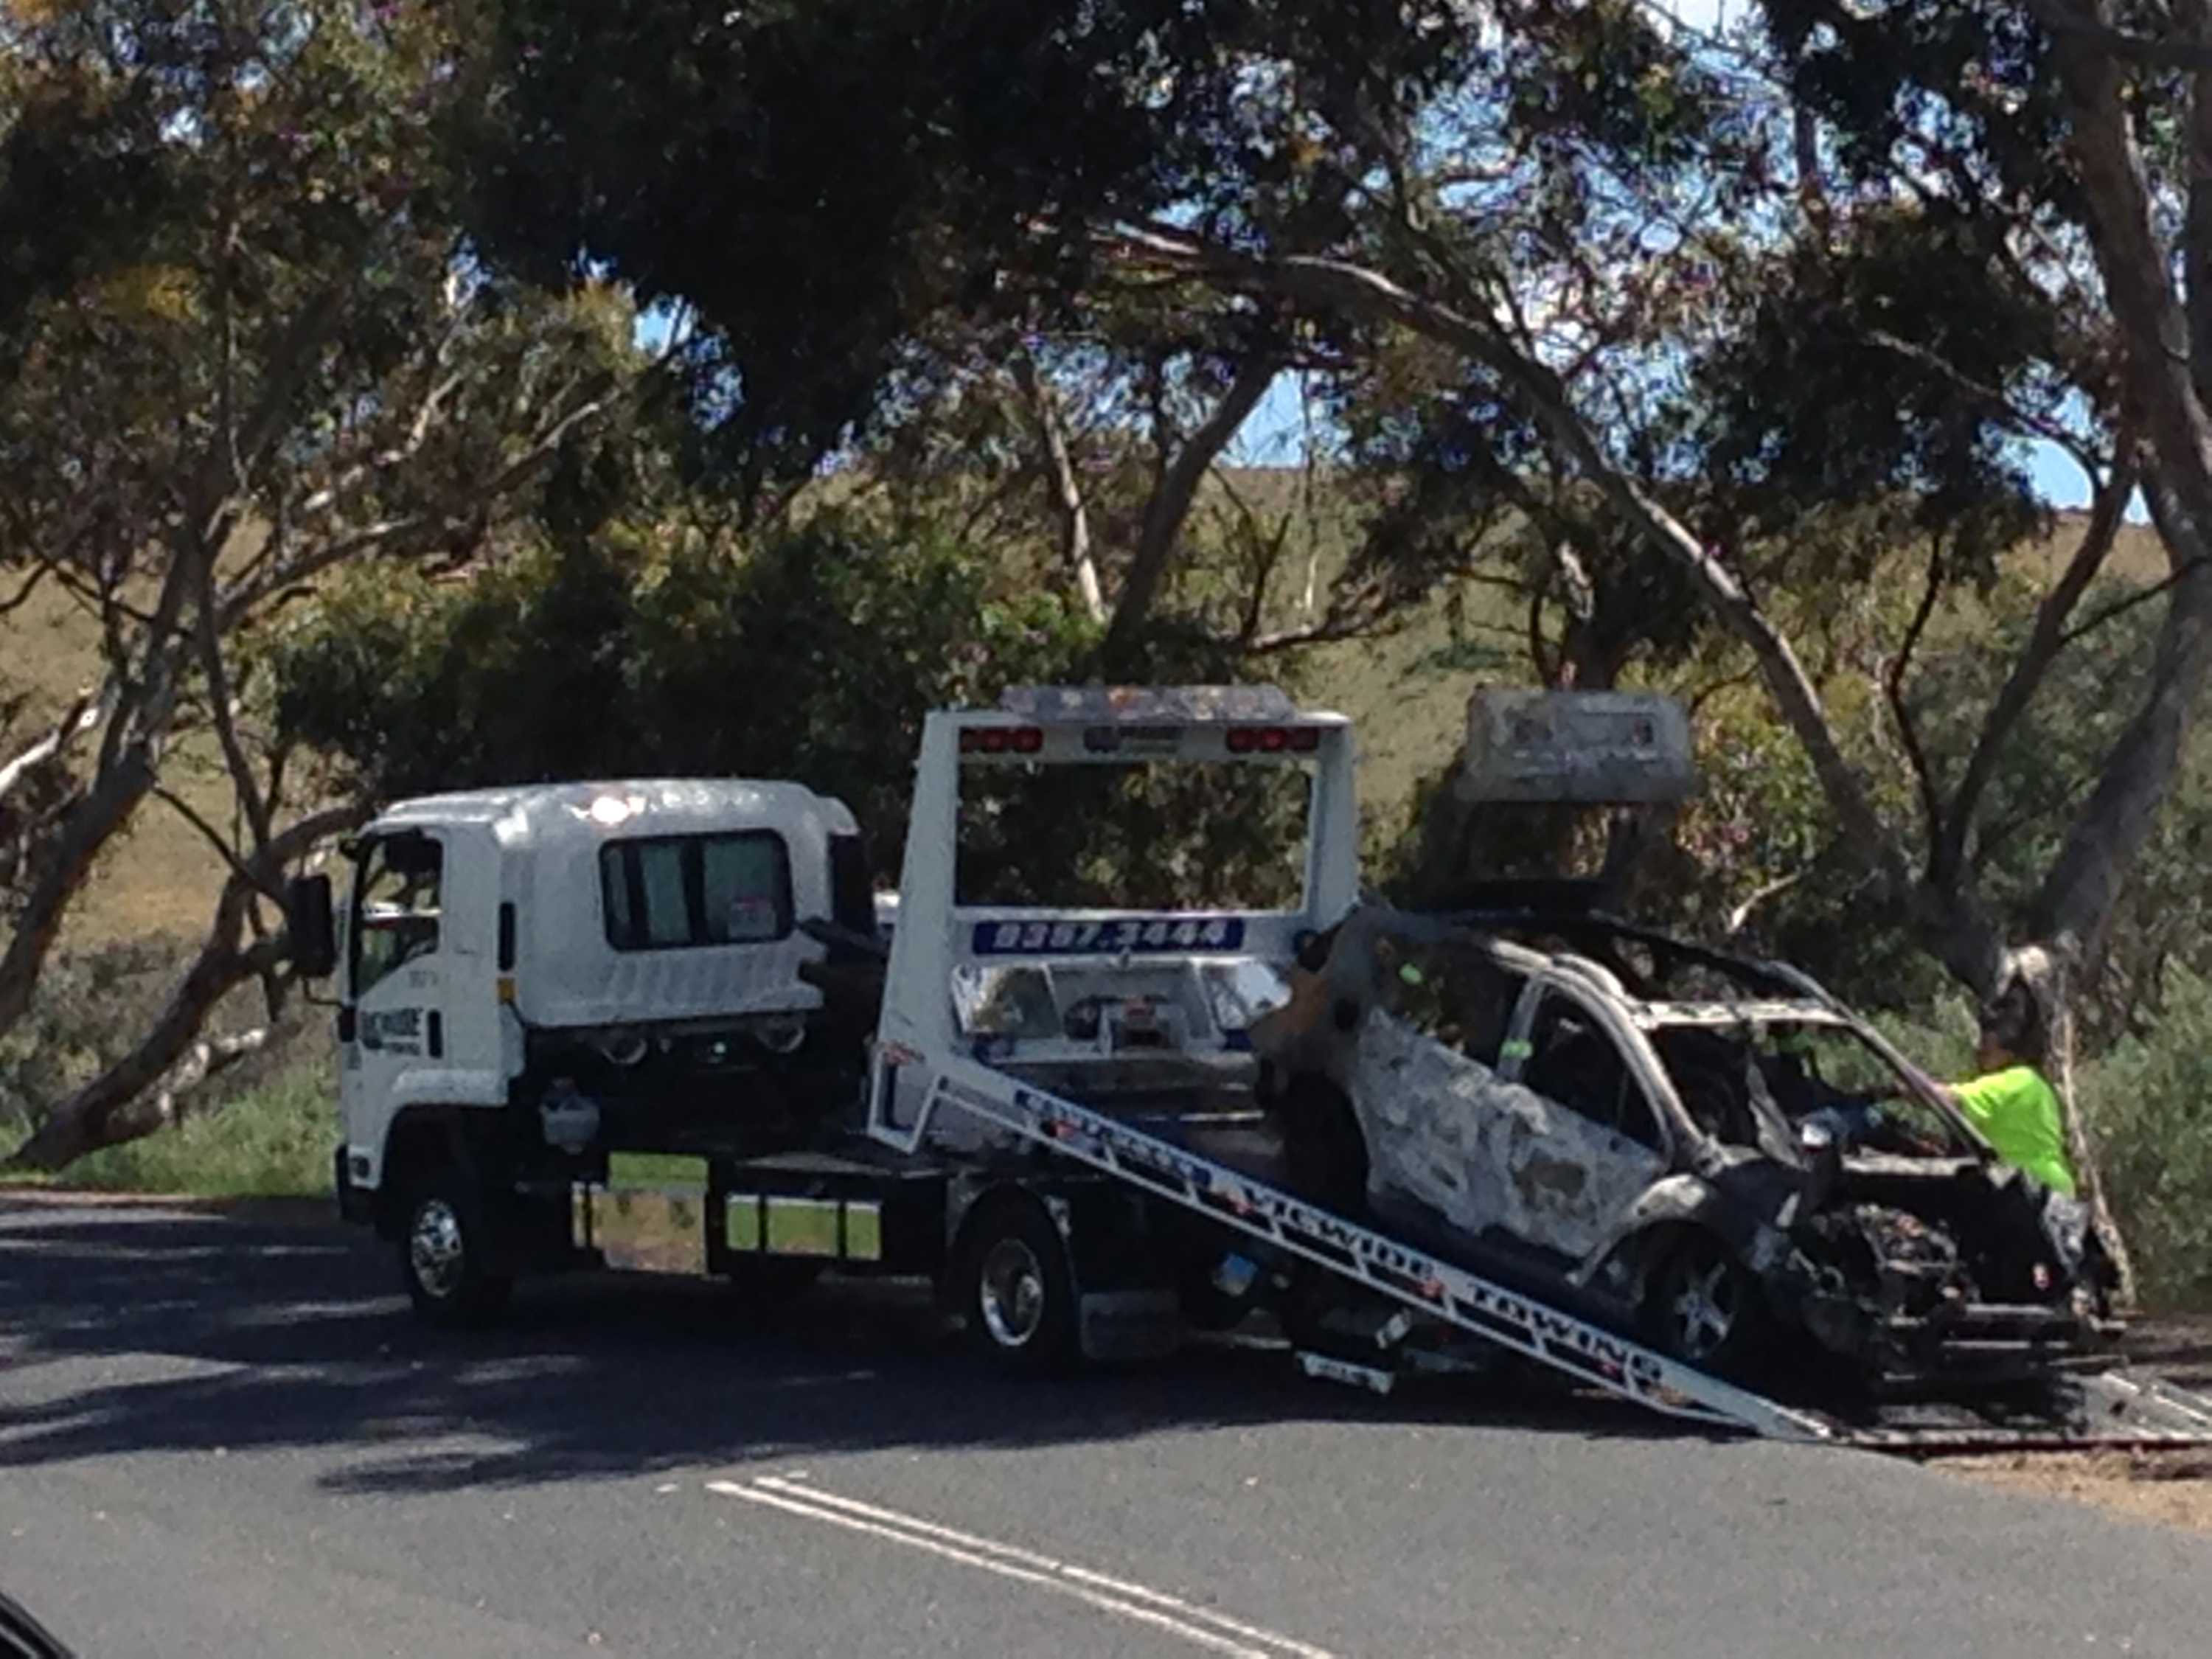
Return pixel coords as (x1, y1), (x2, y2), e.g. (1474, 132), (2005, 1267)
(340, 831), (448, 1181)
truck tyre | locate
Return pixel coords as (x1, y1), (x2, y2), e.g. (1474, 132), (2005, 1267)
(956, 1197), (1079, 1374)
(400, 1171), (514, 1328)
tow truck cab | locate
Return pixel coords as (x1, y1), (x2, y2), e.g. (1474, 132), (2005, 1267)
(323, 779), (873, 1239)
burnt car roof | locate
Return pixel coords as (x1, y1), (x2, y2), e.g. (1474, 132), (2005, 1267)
(1411, 907), (1817, 1001)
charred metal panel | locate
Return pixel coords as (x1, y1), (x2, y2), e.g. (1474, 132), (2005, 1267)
(1347, 1014), (1666, 1262)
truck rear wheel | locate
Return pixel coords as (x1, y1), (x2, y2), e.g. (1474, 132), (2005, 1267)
(400, 1172), (514, 1328)
(957, 1197), (1078, 1374)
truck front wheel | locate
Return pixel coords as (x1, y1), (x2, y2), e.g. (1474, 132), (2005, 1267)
(956, 1197), (1079, 1374)
(400, 1173), (514, 1328)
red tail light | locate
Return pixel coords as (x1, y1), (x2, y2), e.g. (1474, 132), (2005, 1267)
(1228, 725), (1321, 754)
(961, 726), (1043, 755)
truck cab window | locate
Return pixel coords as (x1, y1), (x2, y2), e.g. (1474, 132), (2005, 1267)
(601, 831), (793, 951)
(352, 835), (443, 996)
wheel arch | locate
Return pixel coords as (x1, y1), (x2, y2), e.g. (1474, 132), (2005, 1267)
(372, 1105), (474, 1239)
(1576, 1175), (1762, 1301)
(945, 1180), (1074, 1293)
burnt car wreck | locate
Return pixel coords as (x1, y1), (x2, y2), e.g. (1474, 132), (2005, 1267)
(1251, 903), (2118, 1391)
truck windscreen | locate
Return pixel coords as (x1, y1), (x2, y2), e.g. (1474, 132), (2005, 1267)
(955, 759), (1311, 912)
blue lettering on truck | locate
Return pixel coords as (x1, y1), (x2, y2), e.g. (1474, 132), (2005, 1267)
(971, 917), (1245, 956)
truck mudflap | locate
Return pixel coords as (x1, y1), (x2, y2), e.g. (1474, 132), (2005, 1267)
(892, 1052), (2212, 1453)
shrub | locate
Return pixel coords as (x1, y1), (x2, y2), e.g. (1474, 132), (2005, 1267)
(62, 1054), (333, 1198)
(0, 935), (202, 1141)
(2081, 964), (2212, 1308)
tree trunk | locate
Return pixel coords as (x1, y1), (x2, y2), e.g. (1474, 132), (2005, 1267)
(1099, 346), (1280, 672)
(4, 802), (363, 1172)
(2031, 547), (2212, 958)
(0, 748), (161, 1043)
(2047, 968), (2140, 1307)
(7, 917), (274, 1171)
(1011, 352), (1107, 625)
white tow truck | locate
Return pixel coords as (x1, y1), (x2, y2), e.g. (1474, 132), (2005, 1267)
(296, 686), (2212, 1450)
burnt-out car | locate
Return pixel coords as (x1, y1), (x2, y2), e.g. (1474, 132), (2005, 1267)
(1251, 905), (2118, 1386)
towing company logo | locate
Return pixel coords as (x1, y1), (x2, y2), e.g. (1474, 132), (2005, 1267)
(359, 1006), (425, 1055)
(1007, 1083), (1669, 1391)
(1017, 1089), (1216, 1194)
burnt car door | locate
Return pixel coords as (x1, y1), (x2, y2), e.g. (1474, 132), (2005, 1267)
(1478, 979), (1674, 1263)
(1349, 961), (1670, 1270)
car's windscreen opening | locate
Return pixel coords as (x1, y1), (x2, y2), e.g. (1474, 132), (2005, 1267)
(955, 759), (1311, 911)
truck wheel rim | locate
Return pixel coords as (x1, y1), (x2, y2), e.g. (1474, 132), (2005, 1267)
(978, 1238), (1046, 1348)
(411, 1200), (465, 1300)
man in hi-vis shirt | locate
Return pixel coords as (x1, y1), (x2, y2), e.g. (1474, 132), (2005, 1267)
(1941, 989), (2077, 1198)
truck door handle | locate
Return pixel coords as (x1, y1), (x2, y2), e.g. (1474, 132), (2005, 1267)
(428, 1010), (444, 1059)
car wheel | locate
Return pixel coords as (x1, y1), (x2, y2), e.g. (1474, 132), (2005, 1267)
(1646, 1231), (1766, 1377)
(958, 1198), (1079, 1374)
(400, 1173), (514, 1328)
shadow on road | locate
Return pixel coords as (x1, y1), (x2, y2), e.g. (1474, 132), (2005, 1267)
(0, 1199), (1718, 1495)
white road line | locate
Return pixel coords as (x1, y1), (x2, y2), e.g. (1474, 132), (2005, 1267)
(751, 1475), (1339, 1659)
(710, 1481), (1270, 1658)
(706, 1476), (1338, 1659)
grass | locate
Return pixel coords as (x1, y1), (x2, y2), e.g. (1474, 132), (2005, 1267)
(56, 1057), (335, 1199)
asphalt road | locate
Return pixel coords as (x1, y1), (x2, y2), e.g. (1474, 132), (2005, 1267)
(6, 1196), (2212, 1658)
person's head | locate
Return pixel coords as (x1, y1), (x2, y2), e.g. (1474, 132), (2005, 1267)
(1976, 977), (2048, 1074)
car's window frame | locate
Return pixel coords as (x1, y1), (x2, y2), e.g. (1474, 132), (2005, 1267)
(1498, 975), (1675, 1158)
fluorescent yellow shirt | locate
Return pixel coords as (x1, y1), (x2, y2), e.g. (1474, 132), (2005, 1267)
(1950, 1065), (2077, 1197)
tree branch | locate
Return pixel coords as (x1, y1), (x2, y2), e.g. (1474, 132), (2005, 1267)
(5, 800), (366, 1172)
(2029, 0), (2212, 72)
(1940, 450), (2137, 883)
(0, 565), (49, 617)
(0, 683), (115, 810)
(1011, 349), (1106, 625)
(1863, 327), (2104, 476)
(1107, 222), (1907, 894)
(189, 531), (272, 855)
(2059, 552), (2208, 649)
(1099, 342), (1281, 670)
(153, 785), (267, 897)
(1888, 538), (1947, 846)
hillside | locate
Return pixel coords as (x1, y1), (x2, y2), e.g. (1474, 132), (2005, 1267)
(0, 483), (2161, 955)
(4, 581), (232, 947)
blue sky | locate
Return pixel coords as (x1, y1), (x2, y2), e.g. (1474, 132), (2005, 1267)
(1220, 369), (2100, 509)
(635, 0), (2101, 514)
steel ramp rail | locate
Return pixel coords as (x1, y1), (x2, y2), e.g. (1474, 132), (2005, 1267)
(1834, 1370), (2212, 1454)
(901, 1052), (1838, 1444)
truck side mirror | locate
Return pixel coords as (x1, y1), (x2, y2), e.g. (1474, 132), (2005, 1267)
(288, 874), (338, 981)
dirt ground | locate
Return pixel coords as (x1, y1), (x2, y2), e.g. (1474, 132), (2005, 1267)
(1936, 1314), (2212, 1534)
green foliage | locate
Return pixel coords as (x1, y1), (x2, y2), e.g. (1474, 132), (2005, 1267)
(2084, 964), (2212, 1309)
(0, 935), (200, 1137)
(1689, 208), (2052, 553)
(268, 512), (1072, 868)
(62, 1054), (332, 1198)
